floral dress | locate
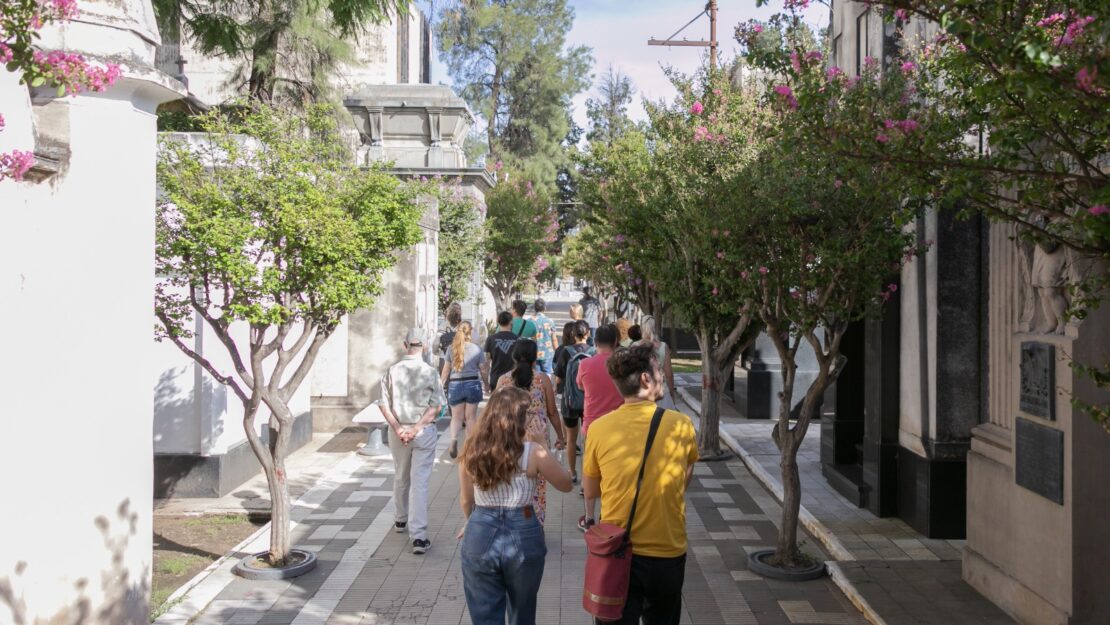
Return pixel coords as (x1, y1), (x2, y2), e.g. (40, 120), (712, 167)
(496, 373), (552, 523)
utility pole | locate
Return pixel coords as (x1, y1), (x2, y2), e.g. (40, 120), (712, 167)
(648, 0), (718, 70)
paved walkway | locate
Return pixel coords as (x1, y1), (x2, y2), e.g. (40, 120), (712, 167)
(178, 420), (869, 625)
(675, 381), (1017, 625)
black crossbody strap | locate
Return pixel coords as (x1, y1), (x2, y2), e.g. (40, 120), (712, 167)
(625, 406), (665, 538)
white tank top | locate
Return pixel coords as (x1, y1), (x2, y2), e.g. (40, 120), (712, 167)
(473, 442), (539, 508)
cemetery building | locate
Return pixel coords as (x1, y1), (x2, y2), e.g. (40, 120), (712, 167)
(0, 1), (184, 622)
(151, 4), (493, 497)
(822, 3), (1110, 624)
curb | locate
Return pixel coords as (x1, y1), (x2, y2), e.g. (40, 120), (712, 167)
(676, 387), (855, 562)
(827, 562), (889, 625)
(152, 452), (385, 625)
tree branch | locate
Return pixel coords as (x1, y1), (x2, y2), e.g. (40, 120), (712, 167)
(156, 310), (248, 404)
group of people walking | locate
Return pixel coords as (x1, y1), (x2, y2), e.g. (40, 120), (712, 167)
(377, 291), (694, 625)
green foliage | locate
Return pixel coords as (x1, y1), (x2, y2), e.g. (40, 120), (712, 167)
(436, 0), (592, 189)
(153, 0), (408, 104)
(740, 0), (1110, 430)
(428, 179), (485, 311)
(585, 65), (636, 145)
(482, 172), (558, 308)
(157, 109), (205, 132)
(155, 102), (422, 344)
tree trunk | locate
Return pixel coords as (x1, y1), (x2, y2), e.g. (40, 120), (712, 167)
(265, 405), (294, 565)
(777, 445), (803, 565)
(696, 328), (723, 456)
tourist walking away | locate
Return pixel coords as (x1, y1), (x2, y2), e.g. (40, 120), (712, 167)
(582, 343), (698, 625)
(554, 320), (592, 484)
(575, 324), (624, 527)
(379, 329), (447, 555)
(636, 316), (677, 411)
(437, 302), (464, 362)
(496, 339), (566, 524)
(510, 299), (538, 339)
(441, 321), (488, 459)
(627, 324), (642, 344)
(579, 286), (604, 342)
(615, 318), (632, 348)
(485, 311), (519, 389)
(569, 302), (592, 347)
(552, 321), (578, 387)
(457, 387), (573, 625)
(532, 298), (559, 376)
(576, 324), (623, 438)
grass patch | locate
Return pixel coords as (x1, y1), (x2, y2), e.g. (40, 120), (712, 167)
(184, 514), (250, 528)
(156, 554), (198, 576)
(671, 357), (702, 374)
(149, 593), (183, 622)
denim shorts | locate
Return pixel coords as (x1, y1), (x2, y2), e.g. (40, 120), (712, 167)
(449, 379), (483, 406)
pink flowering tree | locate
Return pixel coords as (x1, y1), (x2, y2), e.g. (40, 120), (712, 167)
(1, 0), (121, 181)
(579, 70), (767, 458)
(742, 0), (1110, 430)
(482, 171), (559, 311)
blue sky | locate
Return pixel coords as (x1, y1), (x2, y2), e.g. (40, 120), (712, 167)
(424, 0), (829, 129)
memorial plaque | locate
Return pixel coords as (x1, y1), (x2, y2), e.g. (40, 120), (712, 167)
(1015, 417), (1064, 505)
(1019, 342), (1055, 420)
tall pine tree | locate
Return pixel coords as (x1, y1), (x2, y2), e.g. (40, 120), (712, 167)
(436, 0), (592, 190)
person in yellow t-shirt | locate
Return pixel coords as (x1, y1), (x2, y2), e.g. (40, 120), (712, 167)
(582, 343), (698, 625)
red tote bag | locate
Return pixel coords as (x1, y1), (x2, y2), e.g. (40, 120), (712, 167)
(583, 407), (664, 621)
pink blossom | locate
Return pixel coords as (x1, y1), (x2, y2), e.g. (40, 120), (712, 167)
(0, 44), (12, 64)
(1057, 14), (1095, 46)
(753, 24), (763, 33)
(0, 149), (35, 181)
(495, 161), (504, 171)
(1076, 67), (1101, 94)
(713, 88), (722, 96)
(1037, 13), (1065, 27)
(711, 287), (719, 296)
(758, 266), (769, 275)
(790, 52), (801, 73)
(614, 234), (626, 244)
(826, 66), (843, 80)
(1089, 205), (1110, 216)
(784, 0), (811, 11)
(900, 61), (916, 75)
(723, 229), (731, 236)
(690, 101), (704, 115)
(834, 179), (843, 189)
(805, 51), (823, 63)
(716, 251), (725, 259)
(876, 133), (890, 143)
(694, 126), (711, 141)
(741, 271), (749, 279)
(895, 8), (909, 20)
(864, 56), (878, 68)
(887, 283), (899, 293)
(773, 85), (798, 110)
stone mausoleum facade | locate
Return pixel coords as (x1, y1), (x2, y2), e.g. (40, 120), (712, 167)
(822, 3), (1110, 624)
(150, 4), (493, 497)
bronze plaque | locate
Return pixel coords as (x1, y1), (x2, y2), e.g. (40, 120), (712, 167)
(1019, 342), (1055, 420)
(1015, 417), (1064, 505)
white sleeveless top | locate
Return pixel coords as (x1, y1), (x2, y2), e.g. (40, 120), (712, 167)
(473, 442), (539, 508)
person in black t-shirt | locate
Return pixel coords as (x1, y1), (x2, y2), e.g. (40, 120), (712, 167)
(484, 311), (519, 389)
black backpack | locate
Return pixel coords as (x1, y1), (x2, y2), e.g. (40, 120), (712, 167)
(564, 350), (591, 412)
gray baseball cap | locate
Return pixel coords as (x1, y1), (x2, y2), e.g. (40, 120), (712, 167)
(404, 328), (425, 345)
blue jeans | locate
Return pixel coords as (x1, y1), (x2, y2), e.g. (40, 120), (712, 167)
(536, 359), (553, 375)
(449, 379), (483, 406)
(461, 506), (547, 625)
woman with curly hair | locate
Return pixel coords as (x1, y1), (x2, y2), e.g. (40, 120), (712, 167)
(495, 339), (566, 523)
(458, 387), (572, 625)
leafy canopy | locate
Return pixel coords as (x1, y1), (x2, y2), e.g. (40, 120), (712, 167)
(156, 103), (423, 340)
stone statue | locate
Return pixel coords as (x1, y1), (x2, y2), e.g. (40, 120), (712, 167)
(1031, 238), (1069, 334)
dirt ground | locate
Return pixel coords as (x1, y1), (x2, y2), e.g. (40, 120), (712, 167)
(151, 513), (267, 620)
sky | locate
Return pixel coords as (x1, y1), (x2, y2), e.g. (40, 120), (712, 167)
(424, 0), (830, 130)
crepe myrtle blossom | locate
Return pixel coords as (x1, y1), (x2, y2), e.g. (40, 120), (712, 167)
(1089, 205), (1110, 216)
(773, 85), (798, 110)
(690, 101), (704, 115)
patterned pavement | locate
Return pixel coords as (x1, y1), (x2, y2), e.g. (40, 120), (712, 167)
(185, 422), (868, 625)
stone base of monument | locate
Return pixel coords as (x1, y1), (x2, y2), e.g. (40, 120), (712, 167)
(747, 549), (826, 581)
(233, 549), (317, 580)
(358, 424), (390, 456)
